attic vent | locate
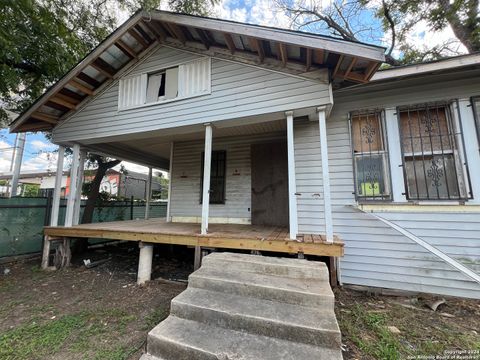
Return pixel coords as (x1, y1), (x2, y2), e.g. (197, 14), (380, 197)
(118, 74), (147, 109)
(118, 57), (211, 111)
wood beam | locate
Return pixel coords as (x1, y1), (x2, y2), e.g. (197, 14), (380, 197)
(163, 22), (186, 44)
(248, 37), (265, 63)
(332, 55), (344, 78)
(90, 58), (116, 78)
(142, 20), (166, 42)
(77, 72), (101, 88)
(306, 48), (312, 72)
(128, 28), (149, 48)
(196, 28), (211, 49)
(223, 33), (236, 54)
(55, 92), (81, 105)
(20, 122), (52, 131)
(364, 61), (379, 81)
(336, 70), (368, 83)
(314, 49), (325, 65)
(69, 79), (94, 95)
(277, 42), (287, 67)
(30, 112), (59, 124)
(48, 97), (77, 110)
(59, 88), (84, 101)
(134, 24), (153, 44)
(344, 57), (357, 77)
(115, 39), (137, 59)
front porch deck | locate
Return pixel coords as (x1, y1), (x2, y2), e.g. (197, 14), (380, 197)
(44, 218), (344, 256)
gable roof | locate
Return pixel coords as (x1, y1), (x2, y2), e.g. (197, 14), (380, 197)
(10, 10), (386, 133)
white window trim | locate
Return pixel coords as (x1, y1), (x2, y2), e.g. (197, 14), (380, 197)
(118, 57), (211, 112)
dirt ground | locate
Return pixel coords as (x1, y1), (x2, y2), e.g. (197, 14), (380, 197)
(1, 244), (479, 360)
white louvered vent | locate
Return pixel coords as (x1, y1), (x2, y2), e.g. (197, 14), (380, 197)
(118, 74), (147, 110)
(178, 58), (211, 98)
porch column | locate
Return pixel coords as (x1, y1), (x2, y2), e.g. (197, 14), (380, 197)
(137, 241), (154, 285)
(201, 123), (212, 235)
(145, 167), (152, 219)
(41, 146), (65, 269)
(9, 133), (26, 197)
(317, 107), (334, 242)
(72, 150), (86, 226)
(65, 144), (80, 227)
(285, 111), (298, 240)
(166, 142), (174, 222)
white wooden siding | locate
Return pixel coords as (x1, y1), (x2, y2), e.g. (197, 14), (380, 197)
(170, 132), (286, 223)
(52, 46), (330, 143)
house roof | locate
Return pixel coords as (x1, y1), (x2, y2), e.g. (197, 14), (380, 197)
(371, 52), (480, 81)
(10, 10), (386, 134)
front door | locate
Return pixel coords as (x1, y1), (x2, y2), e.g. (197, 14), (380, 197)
(251, 142), (289, 226)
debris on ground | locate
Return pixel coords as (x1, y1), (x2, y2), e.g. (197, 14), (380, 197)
(427, 298), (446, 312)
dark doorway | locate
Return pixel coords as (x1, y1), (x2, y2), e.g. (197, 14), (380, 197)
(251, 141), (289, 226)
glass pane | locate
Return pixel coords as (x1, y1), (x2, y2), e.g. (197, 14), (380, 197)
(354, 153), (389, 198)
(405, 154), (460, 200)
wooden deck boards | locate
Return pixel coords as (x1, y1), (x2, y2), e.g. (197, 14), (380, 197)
(44, 219), (344, 256)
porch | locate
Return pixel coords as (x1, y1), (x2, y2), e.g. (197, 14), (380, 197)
(44, 218), (344, 257)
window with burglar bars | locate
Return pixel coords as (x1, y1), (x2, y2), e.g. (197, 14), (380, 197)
(398, 103), (470, 200)
(200, 150), (226, 204)
(472, 97), (480, 147)
(350, 111), (391, 201)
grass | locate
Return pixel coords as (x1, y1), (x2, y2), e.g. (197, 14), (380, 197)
(143, 307), (169, 330)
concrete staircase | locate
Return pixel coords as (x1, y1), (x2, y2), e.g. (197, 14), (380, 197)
(141, 252), (343, 360)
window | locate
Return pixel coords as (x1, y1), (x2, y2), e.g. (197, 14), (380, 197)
(350, 111), (391, 201)
(118, 58), (211, 110)
(398, 103), (470, 200)
(200, 151), (226, 204)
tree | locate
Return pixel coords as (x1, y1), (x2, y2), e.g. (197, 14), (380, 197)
(274, 0), (479, 65)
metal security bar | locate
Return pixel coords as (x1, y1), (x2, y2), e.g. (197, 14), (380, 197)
(471, 97), (480, 151)
(350, 110), (392, 201)
(397, 102), (471, 201)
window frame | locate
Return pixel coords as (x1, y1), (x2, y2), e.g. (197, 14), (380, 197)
(349, 109), (393, 203)
(471, 96), (480, 152)
(200, 150), (227, 205)
(396, 101), (472, 201)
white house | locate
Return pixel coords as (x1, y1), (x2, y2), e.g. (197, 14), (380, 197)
(10, 11), (480, 298)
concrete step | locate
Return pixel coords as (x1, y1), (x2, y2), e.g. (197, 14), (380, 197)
(188, 266), (334, 309)
(202, 252), (330, 279)
(139, 354), (164, 360)
(170, 287), (341, 348)
(147, 316), (343, 360)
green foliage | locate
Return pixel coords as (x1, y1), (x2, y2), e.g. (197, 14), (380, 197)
(22, 183), (40, 197)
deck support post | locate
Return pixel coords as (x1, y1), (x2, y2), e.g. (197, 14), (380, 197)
(9, 133), (26, 197)
(286, 111), (298, 240)
(201, 123), (212, 235)
(145, 167), (152, 220)
(42, 146), (65, 269)
(65, 144), (80, 227)
(137, 242), (154, 285)
(166, 142), (174, 222)
(317, 107), (334, 243)
(73, 150), (86, 226)
(194, 246), (202, 270)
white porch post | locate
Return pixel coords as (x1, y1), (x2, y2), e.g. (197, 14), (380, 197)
(41, 145), (65, 269)
(9, 133), (26, 197)
(65, 144), (80, 227)
(201, 123), (212, 235)
(318, 107), (334, 242)
(72, 150), (86, 226)
(286, 111), (298, 240)
(166, 142), (174, 222)
(145, 167), (152, 220)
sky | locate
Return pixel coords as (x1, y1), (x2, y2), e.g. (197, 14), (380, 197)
(0, 0), (466, 176)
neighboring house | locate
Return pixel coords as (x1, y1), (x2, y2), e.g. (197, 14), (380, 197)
(0, 169), (163, 199)
(9, 11), (480, 298)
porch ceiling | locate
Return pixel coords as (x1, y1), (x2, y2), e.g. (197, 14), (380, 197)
(10, 10), (385, 134)
(80, 118), (287, 170)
